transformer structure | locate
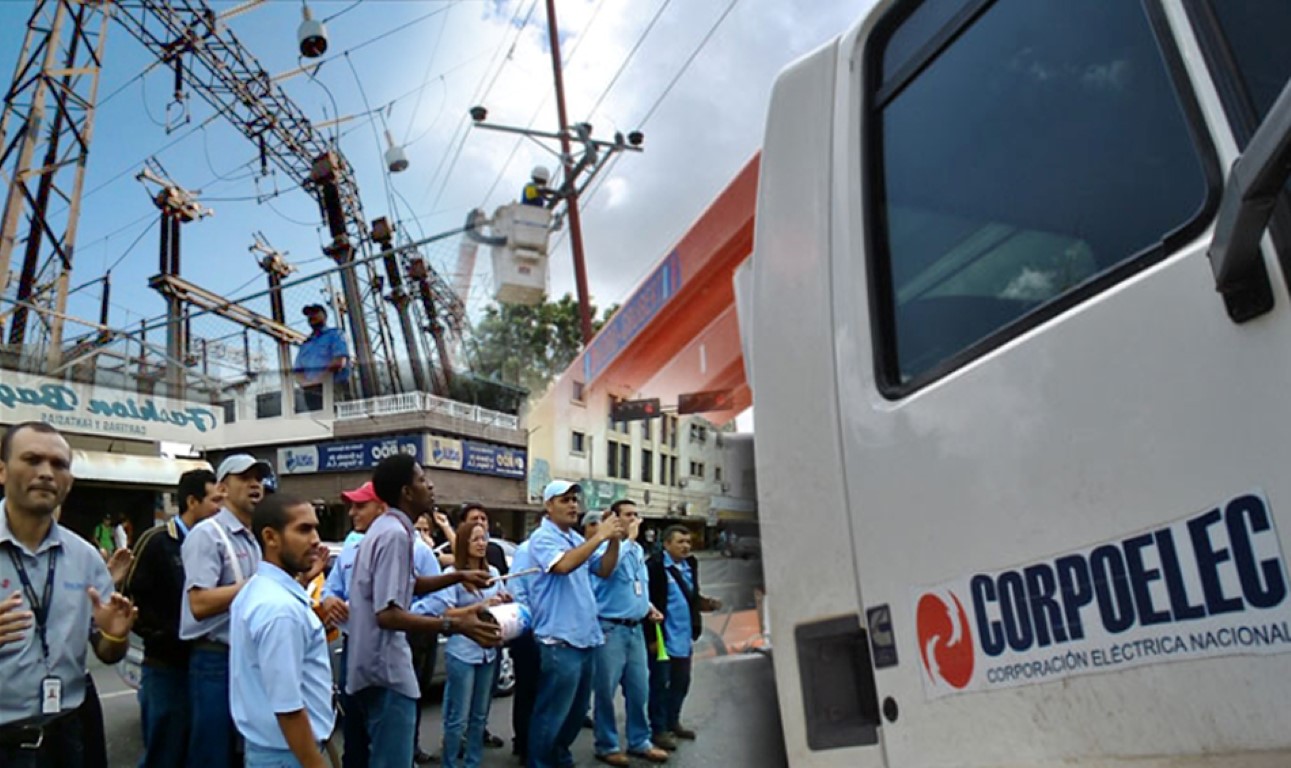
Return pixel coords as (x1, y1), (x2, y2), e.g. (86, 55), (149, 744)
(0, 0), (111, 369)
(0, 0), (463, 400)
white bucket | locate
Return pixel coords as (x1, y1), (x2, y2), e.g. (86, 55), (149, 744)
(487, 602), (532, 642)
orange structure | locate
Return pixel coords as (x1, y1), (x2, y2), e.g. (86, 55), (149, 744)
(565, 154), (759, 423)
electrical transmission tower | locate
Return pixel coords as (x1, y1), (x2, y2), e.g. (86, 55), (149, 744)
(0, 0), (445, 399)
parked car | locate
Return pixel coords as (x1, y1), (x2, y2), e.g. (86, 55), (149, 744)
(724, 535), (762, 560)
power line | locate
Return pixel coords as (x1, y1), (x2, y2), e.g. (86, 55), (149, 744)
(637, 0), (741, 128)
(104, 217), (157, 274)
(584, 0), (673, 123)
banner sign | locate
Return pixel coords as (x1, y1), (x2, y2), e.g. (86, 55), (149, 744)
(913, 491), (1291, 699)
(426, 436), (464, 471)
(462, 440), (526, 479)
(278, 436), (422, 475)
(583, 250), (682, 384)
(0, 370), (221, 443)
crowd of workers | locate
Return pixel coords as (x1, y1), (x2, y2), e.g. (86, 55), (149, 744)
(0, 420), (721, 768)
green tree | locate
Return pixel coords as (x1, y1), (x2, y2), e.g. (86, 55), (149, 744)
(465, 293), (617, 397)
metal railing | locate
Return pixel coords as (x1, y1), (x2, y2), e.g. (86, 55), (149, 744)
(335, 392), (519, 431)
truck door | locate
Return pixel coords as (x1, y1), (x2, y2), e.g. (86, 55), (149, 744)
(831, 1), (1291, 766)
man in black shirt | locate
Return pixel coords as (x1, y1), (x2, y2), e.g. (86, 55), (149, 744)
(124, 469), (223, 767)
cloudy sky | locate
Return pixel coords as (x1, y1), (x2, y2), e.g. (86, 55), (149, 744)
(0, 0), (872, 374)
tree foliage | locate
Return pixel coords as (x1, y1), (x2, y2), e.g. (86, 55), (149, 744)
(464, 293), (617, 400)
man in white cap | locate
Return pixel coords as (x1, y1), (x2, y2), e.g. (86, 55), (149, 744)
(180, 453), (271, 767)
(526, 480), (625, 768)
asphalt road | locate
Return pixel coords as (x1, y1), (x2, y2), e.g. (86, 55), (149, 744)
(95, 551), (783, 767)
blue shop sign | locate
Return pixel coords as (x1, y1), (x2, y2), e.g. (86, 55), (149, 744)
(278, 436), (422, 475)
(462, 441), (527, 479)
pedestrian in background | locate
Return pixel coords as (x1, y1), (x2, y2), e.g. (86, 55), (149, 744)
(0, 422), (137, 767)
(125, 468), (223, 766)
(230, 493), (334, 768)
(647, 527), (721, 749)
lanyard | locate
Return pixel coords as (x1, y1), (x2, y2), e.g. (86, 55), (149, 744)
(5, 544), (57, 663)
(174, 516), (189, 538)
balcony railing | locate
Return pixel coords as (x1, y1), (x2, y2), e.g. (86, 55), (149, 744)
(335, 392), (519, 431)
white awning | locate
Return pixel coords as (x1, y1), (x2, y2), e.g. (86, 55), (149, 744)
(71, 451), (211, 486)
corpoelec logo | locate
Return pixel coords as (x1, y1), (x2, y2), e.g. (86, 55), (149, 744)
(0, 378), (219, 438)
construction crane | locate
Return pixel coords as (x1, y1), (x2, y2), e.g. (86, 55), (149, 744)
(0, 0), (452, 399)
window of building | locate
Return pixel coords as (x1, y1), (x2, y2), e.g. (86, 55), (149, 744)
(641, 418), (653, 443)
(669, 456), (678, 486)
(607, 440), (619, 478)
(715, 466), (723, 484)
(689, 423), (707, 443)
(572, 380), (585, 404)
(255, 391), (282, 419)
(690, 461), (705, 480)
(870, 0), (1213, 393)
(607, 396), (630, 434)
(220, 400), (236, 424)
(620, 443), (631, 480)
(571, 430), (586, 455)
(642, 449), (653, 484)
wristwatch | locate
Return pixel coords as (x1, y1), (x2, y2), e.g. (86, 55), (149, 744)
(442, 617), (454, 636)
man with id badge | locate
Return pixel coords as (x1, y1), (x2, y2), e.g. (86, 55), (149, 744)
(588, 500), (668, 765)
(0, 421), (137, 767)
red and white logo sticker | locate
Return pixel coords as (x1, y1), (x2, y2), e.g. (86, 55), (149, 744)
(915, 589), (975, 690)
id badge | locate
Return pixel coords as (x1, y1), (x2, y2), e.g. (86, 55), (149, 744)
(634, 580), (643, 597)
(41, 676), (62, 715)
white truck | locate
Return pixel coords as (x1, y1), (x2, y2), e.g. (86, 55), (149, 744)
(740, 1), (1291, 766)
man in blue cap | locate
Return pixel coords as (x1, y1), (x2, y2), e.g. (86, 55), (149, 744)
(526, 480), (625, 768)
(294, 304), (349, 411)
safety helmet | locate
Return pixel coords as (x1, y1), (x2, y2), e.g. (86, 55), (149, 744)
(531, 165), (551, 183)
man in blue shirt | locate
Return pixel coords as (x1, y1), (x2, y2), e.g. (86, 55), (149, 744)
(589, 501), (668, 765)
(646, 526), (720, 748)
(526, 480), (625, 768)
(231, 492), (334, 768)
(294, 304), (349, 411)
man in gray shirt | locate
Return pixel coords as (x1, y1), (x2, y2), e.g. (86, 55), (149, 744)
(0, 421), (137, 767)
(346, 453), (501, 768)
(180, 453), (270, 768)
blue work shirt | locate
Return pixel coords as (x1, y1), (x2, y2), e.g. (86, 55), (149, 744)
(346, 509), (419, 698)
(527, 517), (603, 649)
(230, 563), (335, 749)
(323, 529), (438, 633)
(180, 508), (261, 643)
(662, 553), (694, 659)
(0, 510), (115, 725)
(508, 540), (535, 607)
(294, 326), (349, 383)
(416, 566), (501, 665)
(590, 539), (649, 621)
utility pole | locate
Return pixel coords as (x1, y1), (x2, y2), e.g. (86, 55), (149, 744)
(544, 0), (594, 345)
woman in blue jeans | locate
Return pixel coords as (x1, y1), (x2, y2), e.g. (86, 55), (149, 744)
(430, 522), (508, 768)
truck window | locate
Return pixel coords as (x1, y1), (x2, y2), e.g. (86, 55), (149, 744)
(867, 0), (1214, 391)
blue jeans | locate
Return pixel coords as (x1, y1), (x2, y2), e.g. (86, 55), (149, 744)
(356, 687), (416, 768)
(188, 647), (236, 768)
(244, 742), (312, 767)
(138, 662), (189, 767)
(648, 656), (692, 735)
(593, 623), (652, 755)
(338, 638), (368, 768)
(442, 655), (498, 768)
(527, 644), (595, 768)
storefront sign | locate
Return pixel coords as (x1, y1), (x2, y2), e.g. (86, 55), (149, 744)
(278, 436), (422, 475)
(426, 436), (464, 471)
(579, 479), (629, 511)
(463, 440), (526, 479)
(0, 370), (221, 443)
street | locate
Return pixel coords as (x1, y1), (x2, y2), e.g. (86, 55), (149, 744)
(96, 552), (785, 767)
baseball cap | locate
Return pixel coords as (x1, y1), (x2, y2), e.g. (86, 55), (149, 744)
(341, 481), (378, 504)
(216, 454), (273, 483)
(581, 510), (603, 528)
(302, 304), (327, 316)
(542, 479), (582, 503)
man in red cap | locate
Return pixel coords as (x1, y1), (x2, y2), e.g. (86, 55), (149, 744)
(320, 482), (385, 768)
